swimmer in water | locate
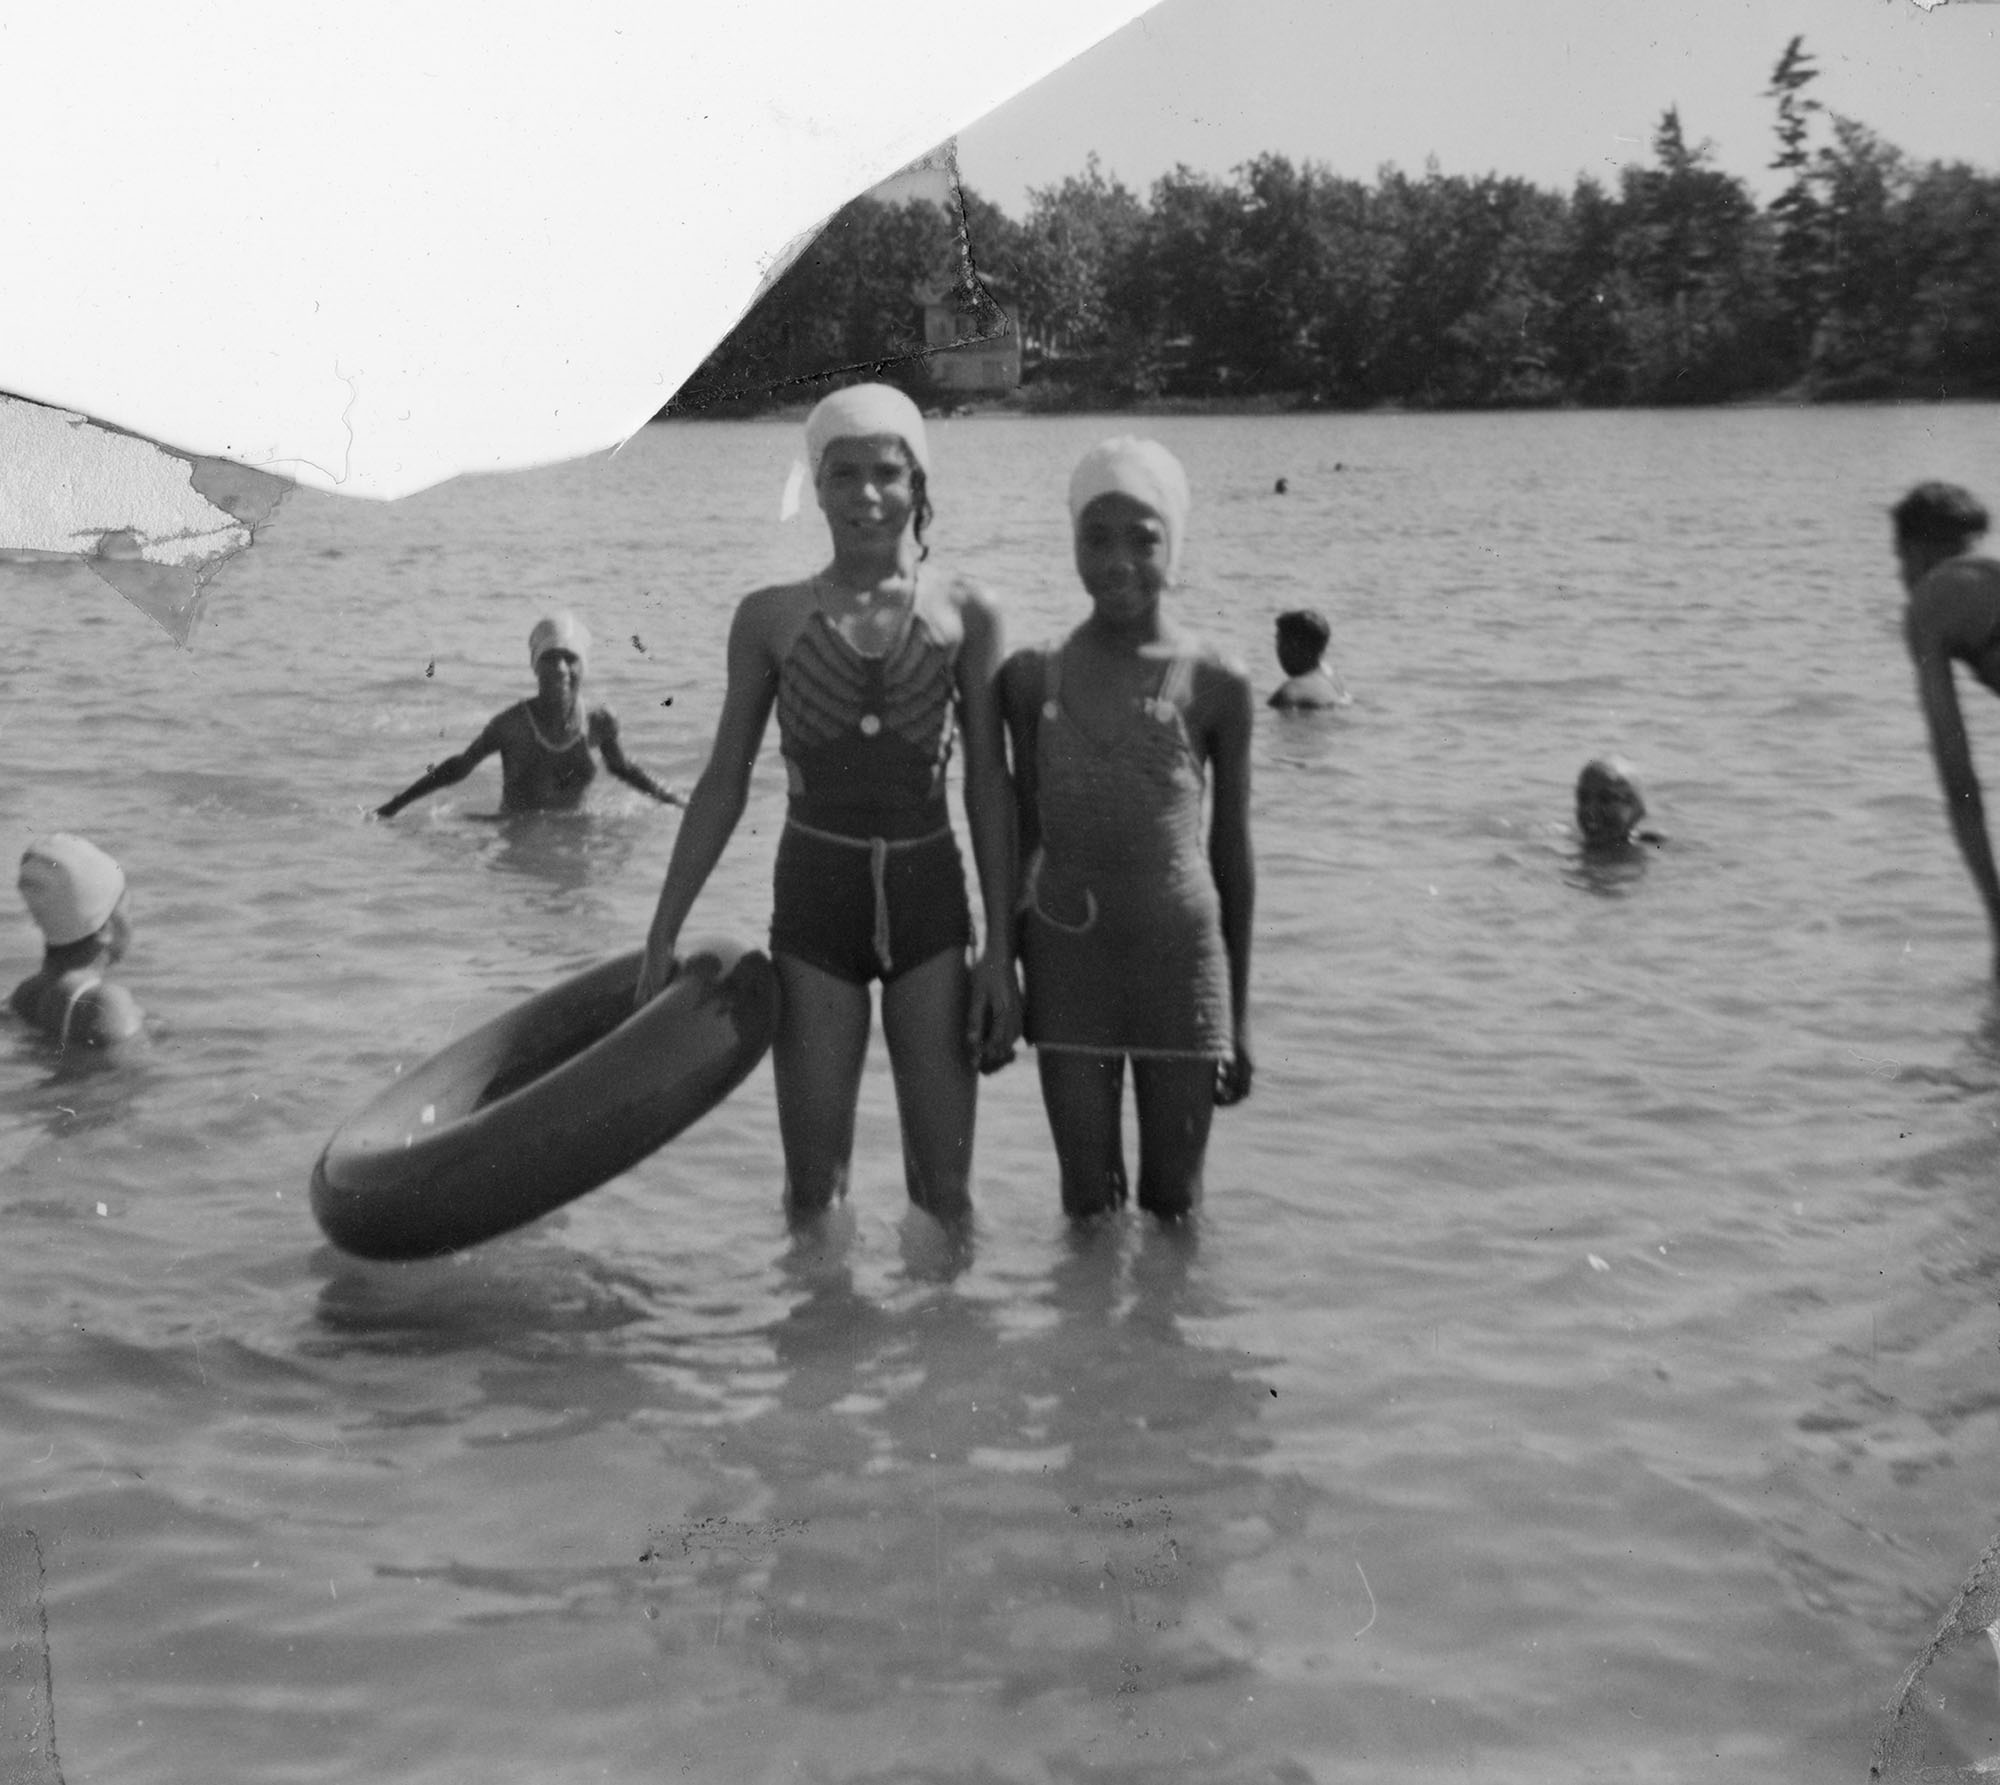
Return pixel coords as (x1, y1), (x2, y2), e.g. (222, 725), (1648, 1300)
(376, 612), (683, 817)
(11, 834), (144, 1049)
(1574, 758), (1661, 855)
(1898, 481), (2000, 975)
(1267, 607), (1350, 711)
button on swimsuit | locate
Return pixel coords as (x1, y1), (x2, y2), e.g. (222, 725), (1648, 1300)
(769, 583), (971, 983)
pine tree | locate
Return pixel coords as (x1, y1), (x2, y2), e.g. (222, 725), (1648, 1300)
(1765, 35), (1823, 372)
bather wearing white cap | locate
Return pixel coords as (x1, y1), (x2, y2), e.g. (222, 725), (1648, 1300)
(19, 835), (126, 947)
(804, 384), (930, 480)
(1067, 437), (1192, 575)
(528, 611), (591, 670)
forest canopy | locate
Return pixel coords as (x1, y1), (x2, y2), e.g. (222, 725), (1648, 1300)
(663, 39), (2000, 416)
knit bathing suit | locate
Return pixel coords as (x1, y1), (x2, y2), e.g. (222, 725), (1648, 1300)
(1020, 643), (1231, 1058)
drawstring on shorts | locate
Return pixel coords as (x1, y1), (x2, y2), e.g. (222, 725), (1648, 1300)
(784, 820), (951, 976)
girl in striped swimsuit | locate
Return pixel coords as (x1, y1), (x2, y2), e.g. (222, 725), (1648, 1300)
(637, 385), (1018, 1224)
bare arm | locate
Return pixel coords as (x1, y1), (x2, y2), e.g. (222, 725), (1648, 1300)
(1907, 586), (2000, 968)
(636, 597), (781, 1003)
(591, 709), (684, 806)
(954, 585), (1022, 1069)
(376, 718), (503, 818)
(1201, 660), (1257, 1104)
(998, 649), (1044, 874)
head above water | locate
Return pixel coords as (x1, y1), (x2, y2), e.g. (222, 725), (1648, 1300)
(1575, 758), (1646, 848)
(19, 833), (127, 949)
(1893, 482), (1989, 590)
(1893, 482), (1989, 551)
(529, 612), (591, 674)
(1068, 437), (1191, 577)
(1275, 608), (1331, 676)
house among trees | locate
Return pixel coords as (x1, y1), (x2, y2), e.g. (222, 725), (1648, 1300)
(664, 36), (2000, 419)
(916, 277), (1022, 395)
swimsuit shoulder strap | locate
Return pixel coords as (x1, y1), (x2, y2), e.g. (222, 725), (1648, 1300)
(523, 699), (586, 752)
(57, 973), (104, 1048)
(1159, 652), (1196, 708)
(1041, 640), (1065, 714)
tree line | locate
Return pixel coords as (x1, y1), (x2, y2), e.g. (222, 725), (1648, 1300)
(663, 38), (2000, 415)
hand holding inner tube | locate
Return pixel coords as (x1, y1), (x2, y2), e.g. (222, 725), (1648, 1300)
(634, 943), (678, 1009)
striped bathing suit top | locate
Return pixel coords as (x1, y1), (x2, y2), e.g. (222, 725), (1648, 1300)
(776, 590), (958, 842)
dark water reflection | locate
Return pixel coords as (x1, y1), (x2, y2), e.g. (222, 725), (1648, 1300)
(1560, 840), (1657, 897)
(621, 1215), (1325, 1775)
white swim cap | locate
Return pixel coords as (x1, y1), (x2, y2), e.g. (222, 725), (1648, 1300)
(1068, 437), (1192, 573)
(804, 383), (930, 480)
(528, 611), (591, 670)
(19, 834), (126, 946)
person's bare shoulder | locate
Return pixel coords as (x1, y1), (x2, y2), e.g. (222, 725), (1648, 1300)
(922, 571), (1000, 655)
(68, 982), (143, 1048)
(734, 578), (818, 644)
(483, 701), (534, 746)
(1184, 646), (1254, 748)
(717, 580), (819, 679)
(998, 645), (1046, 717)
(1907, 557), (2000, 656)
(951, 571), (1000, 611)
(1189, 642), (1253, 704)
(1269, 673), (1347, 710)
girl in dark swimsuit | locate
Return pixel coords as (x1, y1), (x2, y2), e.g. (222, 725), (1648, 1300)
(1000, 438), (1254, 1220)
(636, 384), (1019, 1225)
(376, 612), (682, 817)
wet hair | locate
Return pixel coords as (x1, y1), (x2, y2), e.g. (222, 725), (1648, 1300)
(1274, 608), (1331, 677)
(910, 462), (933, 563)
(1892, 482), (1989, 550)
(1577, 757), (1641, 797)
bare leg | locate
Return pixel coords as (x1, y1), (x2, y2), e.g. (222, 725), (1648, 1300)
(772, 954), (873, 1222)
(1035, 1050), (1128, 1218)
(881, 949), (977, 1223)
(1130, 1057), (1218, 1219)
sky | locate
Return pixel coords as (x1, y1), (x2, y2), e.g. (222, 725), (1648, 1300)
(955, 0), (2000, 214)
(0, 0), (1150, 507)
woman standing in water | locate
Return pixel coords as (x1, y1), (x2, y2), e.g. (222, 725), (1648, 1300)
(636, 384), (1018, 1223)
(1000, 438), (1254, 1220)
(376, 612), (682, 817)
(1898, 482), (2000, 976)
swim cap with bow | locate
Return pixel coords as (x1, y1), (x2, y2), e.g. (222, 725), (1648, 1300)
(804, 384), (930, 479)
(1068, 437), (1192, 573)
(19, 834), (126, 946)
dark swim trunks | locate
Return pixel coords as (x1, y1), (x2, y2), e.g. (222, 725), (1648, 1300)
(770, 822), (971, 985)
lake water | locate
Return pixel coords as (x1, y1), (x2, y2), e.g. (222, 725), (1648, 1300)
(5, 404), (2000, 1782)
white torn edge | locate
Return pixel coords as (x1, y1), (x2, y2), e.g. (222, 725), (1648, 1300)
(0, 394), (289, 646)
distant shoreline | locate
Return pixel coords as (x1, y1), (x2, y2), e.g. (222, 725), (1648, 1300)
(654, 374), (1998, 427)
